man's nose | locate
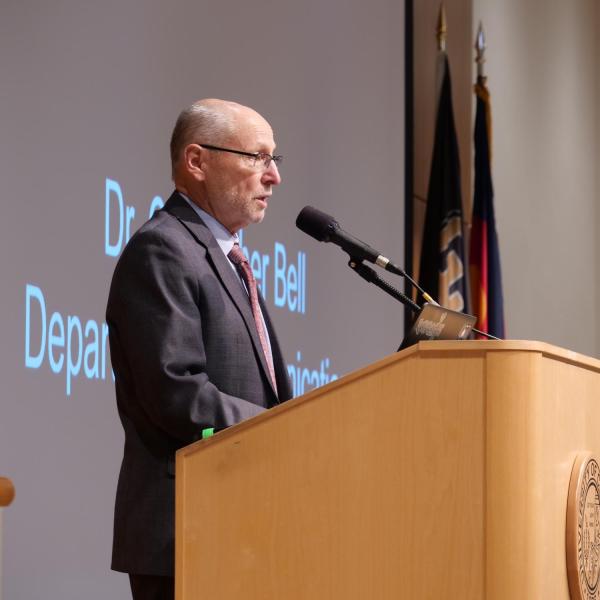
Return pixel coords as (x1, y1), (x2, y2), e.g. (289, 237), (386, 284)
(262, 161), (282, 186)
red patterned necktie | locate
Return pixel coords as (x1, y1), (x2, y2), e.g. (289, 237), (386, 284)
(228, 243), (277, 393)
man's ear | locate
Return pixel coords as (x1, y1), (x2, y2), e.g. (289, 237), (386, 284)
(183, 144), (206, 181)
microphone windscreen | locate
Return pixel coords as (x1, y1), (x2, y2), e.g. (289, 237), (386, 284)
(296, 206), (338, 242)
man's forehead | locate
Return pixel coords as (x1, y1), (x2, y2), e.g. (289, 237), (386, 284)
(230, 112), (276, 149)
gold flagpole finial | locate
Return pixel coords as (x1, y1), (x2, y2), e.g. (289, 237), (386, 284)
(437, 4), (447, 52)
(475, 21), (486, 80)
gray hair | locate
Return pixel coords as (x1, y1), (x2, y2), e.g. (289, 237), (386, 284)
(169, 100), (236, 177)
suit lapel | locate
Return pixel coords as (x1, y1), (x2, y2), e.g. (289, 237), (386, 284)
(163, 192), (278, 398)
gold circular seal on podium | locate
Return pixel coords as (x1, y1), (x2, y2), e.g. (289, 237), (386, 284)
(567, 453), (600, 600)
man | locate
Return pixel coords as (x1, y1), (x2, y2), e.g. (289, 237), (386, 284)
(106, 99), (292, 600)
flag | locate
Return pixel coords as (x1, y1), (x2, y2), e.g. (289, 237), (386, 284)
(418, 54), (469, 313)
(469, 78), (505, 338)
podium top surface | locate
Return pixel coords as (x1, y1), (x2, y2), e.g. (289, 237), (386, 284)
(177, 340), (600, 459)
(407, 339), (600, 370)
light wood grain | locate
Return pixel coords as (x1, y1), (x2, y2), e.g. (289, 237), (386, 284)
(0, 479), (14, 507)
(176, 341), (600, 599)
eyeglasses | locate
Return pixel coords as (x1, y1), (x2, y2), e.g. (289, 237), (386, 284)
(199, 144), (283, 170)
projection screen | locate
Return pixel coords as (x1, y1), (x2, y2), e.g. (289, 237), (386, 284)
(0, 1), (405, 597)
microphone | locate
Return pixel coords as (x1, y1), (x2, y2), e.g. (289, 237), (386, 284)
(296, 206), (406, 276)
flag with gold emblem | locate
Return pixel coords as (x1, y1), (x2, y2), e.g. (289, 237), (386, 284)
(418, 54), (469, 312)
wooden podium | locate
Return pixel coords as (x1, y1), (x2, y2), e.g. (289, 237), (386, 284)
(175, 341), (600, 599)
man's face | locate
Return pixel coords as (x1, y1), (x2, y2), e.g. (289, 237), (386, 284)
(200, 111), (282, 233)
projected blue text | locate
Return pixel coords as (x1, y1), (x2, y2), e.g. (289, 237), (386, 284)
(25, 284), (111, 396)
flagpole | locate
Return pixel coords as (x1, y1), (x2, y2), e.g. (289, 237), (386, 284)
(437, 4), (447, 52)
(475, 21), (486, 81)
(434, 4), (447, 106)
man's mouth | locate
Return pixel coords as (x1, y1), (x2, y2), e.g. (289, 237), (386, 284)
(255, 195), (270, 206)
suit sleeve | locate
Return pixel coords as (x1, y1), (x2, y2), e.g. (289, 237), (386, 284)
(106, 224), (265, 444)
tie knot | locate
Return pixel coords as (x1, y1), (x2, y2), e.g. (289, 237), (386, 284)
(228, 243), (247, 266)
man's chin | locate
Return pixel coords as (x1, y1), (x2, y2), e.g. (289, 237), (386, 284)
(252, 208), (267, 223)
(237, 214), (264, 232)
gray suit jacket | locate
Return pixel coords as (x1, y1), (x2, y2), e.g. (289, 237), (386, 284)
(106, 191), (292, 575)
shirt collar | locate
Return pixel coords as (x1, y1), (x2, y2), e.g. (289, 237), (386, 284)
(179, 193), (239, 256)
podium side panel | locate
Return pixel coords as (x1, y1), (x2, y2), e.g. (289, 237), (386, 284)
(486, 350), (600, 600)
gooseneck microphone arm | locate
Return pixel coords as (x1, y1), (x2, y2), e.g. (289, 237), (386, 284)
(347, 258), (422, 314)
(348, 258), (501, 340)
(473, 327), (501, 340)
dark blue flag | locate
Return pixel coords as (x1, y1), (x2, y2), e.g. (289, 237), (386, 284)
(418, 54), (469, 312)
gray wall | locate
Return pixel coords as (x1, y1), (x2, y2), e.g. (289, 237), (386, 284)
(474, 0), (599, 357)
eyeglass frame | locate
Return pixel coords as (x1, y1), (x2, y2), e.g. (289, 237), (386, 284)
(198, 143), (283, 169)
